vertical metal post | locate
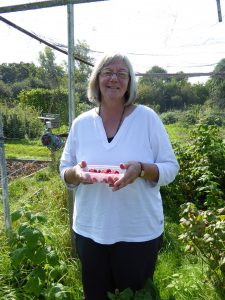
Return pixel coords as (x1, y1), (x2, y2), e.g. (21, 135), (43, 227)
(216, 0), (222, 22)
(67, 4), (75, 125)
(0, 113), (11, 238)
(67, 3), (76, 256)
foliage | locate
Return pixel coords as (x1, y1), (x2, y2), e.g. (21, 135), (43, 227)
(0, 80), (12, 100)
(137, 68), (208, 112)
(206, 58), (225, 109)
(0, 62), (37, 84)
(162, 123), (225, 211)
(18, 88), (69, 125)
(179, 202), (225, 295)
(18, 87), (93, 126)
(160, 111), (179, 124)
(37, 47), (66, 89)
(0, 103), (43, 139)
(73, 40), (94, 102)
(107, 279), (174, 300)
(9, 208), (75, 299)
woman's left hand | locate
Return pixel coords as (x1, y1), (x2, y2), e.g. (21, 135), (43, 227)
(111, 161), (141, 192)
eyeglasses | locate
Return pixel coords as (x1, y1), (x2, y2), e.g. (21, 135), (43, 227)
(99, 69), (130, 79)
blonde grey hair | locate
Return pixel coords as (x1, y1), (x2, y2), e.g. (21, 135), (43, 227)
(87, 52), (138, 106)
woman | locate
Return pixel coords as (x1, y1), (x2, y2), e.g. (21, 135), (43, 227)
(60, 53), (179, 300)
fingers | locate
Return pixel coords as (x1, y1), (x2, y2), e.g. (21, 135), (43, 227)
(111, 161), (141, 191)
(78, 160), (87, 168)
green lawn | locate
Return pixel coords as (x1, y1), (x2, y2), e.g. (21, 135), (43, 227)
(4, 139), (50, 160)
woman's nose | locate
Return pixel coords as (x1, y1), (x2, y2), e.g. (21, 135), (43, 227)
(110, 73), (118, 81)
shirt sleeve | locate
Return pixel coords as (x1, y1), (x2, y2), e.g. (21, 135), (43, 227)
(59, 121), (78, 189)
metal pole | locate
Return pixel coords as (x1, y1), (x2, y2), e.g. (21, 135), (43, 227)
(216, 0), (222, 22)
(67, 3), (76, 256)
(0, 113), (11, 239)
(68, 5), (75, 126)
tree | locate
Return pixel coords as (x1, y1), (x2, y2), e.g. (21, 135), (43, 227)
(207, 58), (225, 109)
(137, 66), (207, 112)
(0, 62), (37, 84)
(37, 47), (66, 89)
(73, 40), (94, 102)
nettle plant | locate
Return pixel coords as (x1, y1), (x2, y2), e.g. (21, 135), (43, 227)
(179, 203), (225, 292)
(9, 208), (74, 299)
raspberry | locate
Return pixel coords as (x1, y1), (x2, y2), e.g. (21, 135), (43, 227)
(120, 163), (125, 169)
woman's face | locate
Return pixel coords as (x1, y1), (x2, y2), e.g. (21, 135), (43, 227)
(98, 60), (129, 104)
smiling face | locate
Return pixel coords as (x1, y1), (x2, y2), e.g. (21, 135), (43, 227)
(98, 60), (130, 105)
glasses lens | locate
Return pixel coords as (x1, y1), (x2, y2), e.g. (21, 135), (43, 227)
(117, 71), (129, 79)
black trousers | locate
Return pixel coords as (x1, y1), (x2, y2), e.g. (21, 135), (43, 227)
(75, 233), (163, 300)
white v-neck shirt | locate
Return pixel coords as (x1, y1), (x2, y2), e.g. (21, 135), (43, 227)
(60, 105), (179, 244)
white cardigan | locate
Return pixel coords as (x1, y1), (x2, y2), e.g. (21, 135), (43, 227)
(60, 105), (179, 244)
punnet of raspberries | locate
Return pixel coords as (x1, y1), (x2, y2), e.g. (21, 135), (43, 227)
(88, 168), (120, 174)
(83, 165), (124, 184)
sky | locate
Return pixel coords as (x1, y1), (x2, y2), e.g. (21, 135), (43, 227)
(0, 0), (225, 83)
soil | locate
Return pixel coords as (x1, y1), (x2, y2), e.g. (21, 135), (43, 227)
(5, 159), (50, 181)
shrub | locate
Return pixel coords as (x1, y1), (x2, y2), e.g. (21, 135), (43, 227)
(180, 111), (197, 125)
(162, 123), (225, 210)
(9, 208), (75, 299)
(0, 104), (43, 139)
(179, 202), (225, 295)
(160, 112), (178, 124)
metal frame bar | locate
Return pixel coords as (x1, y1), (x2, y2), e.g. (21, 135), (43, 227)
(0, 0), (109, 14)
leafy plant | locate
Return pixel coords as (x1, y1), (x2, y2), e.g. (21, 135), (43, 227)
(179, 202), (225, 295)
(0, 103), (43, 139)
(9, 208), (74, 298)
(162, 123), (225, 210)
(107, 279), (175, 300)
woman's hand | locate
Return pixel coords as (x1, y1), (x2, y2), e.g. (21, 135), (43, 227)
(64, 160), (93, 185)
(111, 161), (142, 191)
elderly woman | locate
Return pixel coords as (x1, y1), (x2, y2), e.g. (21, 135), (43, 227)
(60, 53), (179, 300)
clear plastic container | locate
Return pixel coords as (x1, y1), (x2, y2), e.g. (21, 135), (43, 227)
(82, 165), (125, 184)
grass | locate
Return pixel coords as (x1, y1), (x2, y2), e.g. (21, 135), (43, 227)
(165, 124), (192, 144)
(4, 138), (50, 160)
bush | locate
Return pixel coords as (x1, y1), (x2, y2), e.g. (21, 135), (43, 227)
(9, 208), (75, 299)
(180, 112), (197, 125)
(0, 104), (43, 139)
(160, 112), (178, 124)
(162, 123), (225, 210)
(179, 203), (225, 295)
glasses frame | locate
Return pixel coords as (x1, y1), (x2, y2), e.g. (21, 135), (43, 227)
(99, 69), (130, 80)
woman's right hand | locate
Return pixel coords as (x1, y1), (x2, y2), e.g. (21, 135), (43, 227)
(64, 160), (93, 185)
(76, 160), (93, 184)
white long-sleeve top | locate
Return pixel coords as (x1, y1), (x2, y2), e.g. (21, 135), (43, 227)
(60, 105), (179, 244)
